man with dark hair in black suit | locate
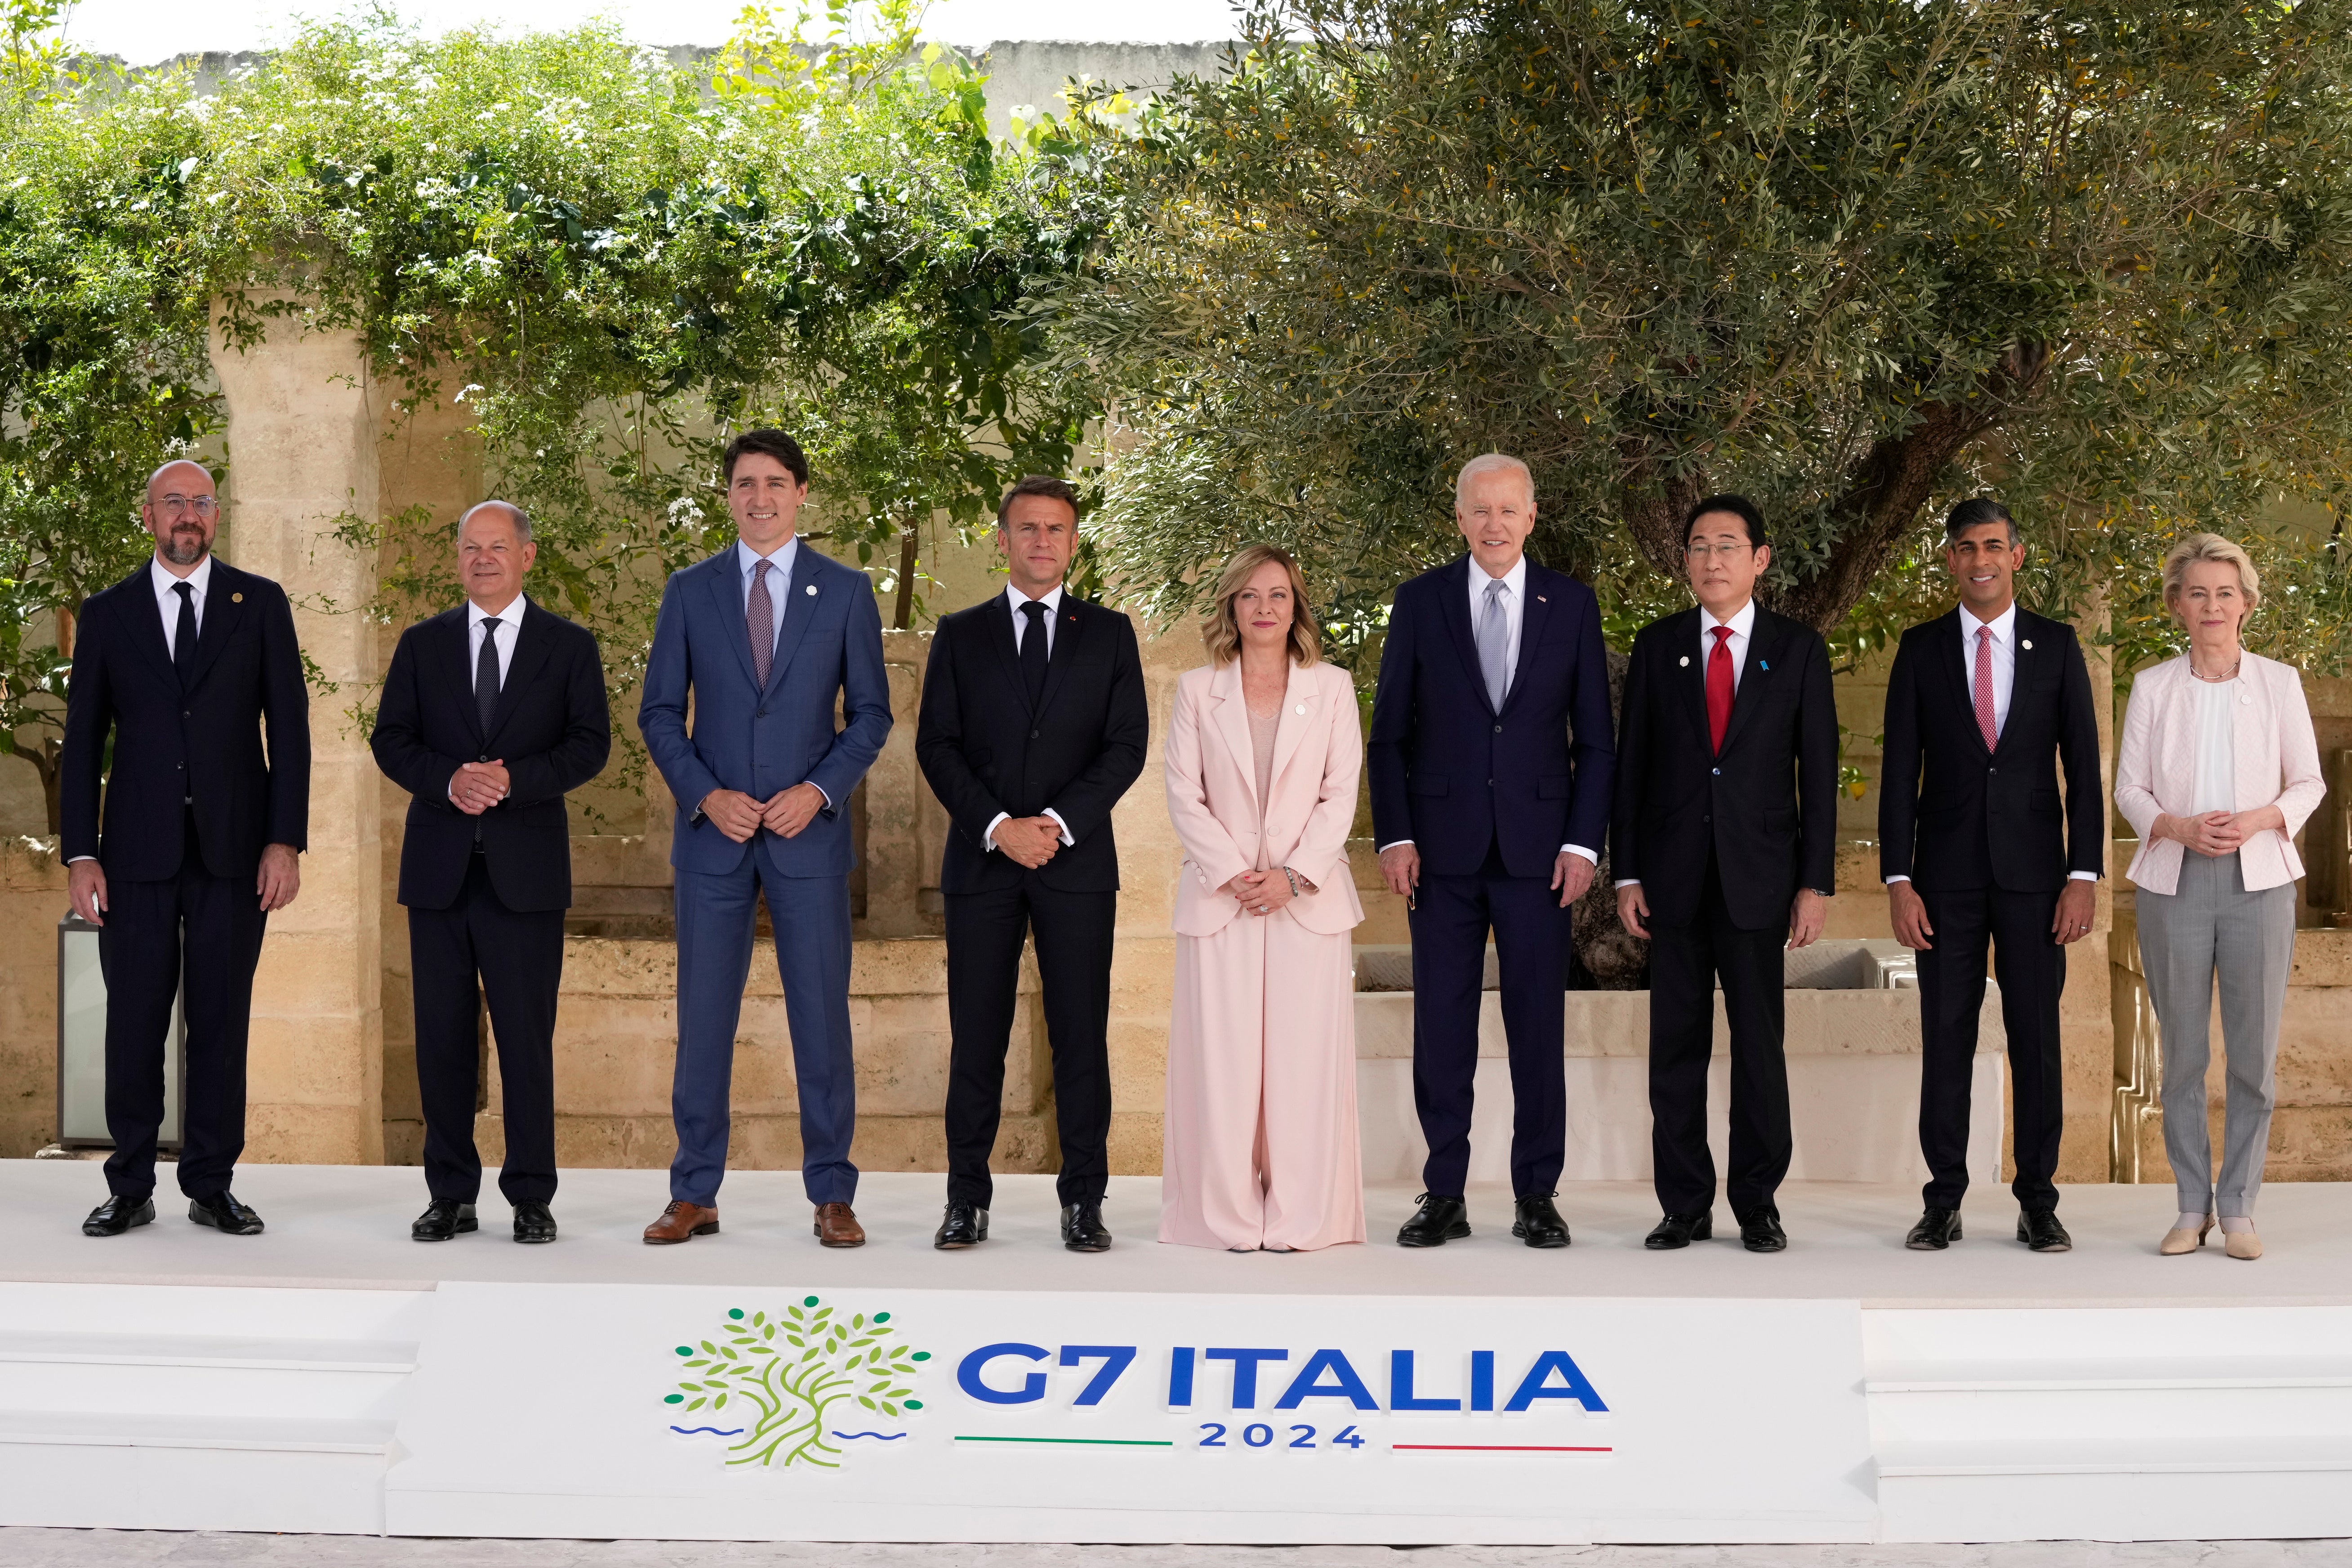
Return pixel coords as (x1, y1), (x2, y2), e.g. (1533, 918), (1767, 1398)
(63, 459), (311, 1239)
(917, 475), (1149, 1253)
(1881, 496), (2103, 1255)
(370, 499), (611, 1244)
(1612, 494), (1840, 1253)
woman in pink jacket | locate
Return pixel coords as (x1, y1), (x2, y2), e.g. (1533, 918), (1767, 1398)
(1160, 545), (1368, 1252)
(2116, 533), (2325, 1261)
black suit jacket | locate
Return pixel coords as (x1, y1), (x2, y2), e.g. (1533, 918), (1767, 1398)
(1878, 606), (2104, 893)
(915, 592), (1149, 895)
(1611, 605), (1840, 931)
(1366, 556), (1617, 878)
(60, 558), (310, 881)
(370, 600), (612, 912)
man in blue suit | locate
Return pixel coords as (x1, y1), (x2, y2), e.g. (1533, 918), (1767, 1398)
(637, 430), (892, 1248)
(1368, 453), (1616, 1249)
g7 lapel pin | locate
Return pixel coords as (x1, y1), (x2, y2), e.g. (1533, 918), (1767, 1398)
(230, 592), (243, 603)
(1679, 655), (1690, 667)
(805, 584), (817, 597)
(2021, 638), (2033, 650)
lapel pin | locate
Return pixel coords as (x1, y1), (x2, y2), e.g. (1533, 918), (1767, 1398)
(1537, 594), (1547, 603)
(231, 592), (243, 603)
(1294, 704), (1307, 715)
(1758, 659), (1770, 672)
(805, 584), (817, 597)
(1679, 655), (1690, 667)
(2021, 638), (2033, 650)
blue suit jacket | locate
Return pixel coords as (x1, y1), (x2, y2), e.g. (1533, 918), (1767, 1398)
(1367, 555), (1616, 879)
(638, 543), (892, 878)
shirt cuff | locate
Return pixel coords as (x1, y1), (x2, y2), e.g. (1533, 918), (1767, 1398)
(1612, 878), (1639, 890)
(982, 811), (1010, 852)
(810, 783), (832, 810)
(1884, 874), (1911, 885)
(1562, 844), (1597, 865)
(2068, 870), (2099, 882)
(1043, 807), (1074, 846)
(1376, 839), (1413, 853)
(66, 855), (93, 865)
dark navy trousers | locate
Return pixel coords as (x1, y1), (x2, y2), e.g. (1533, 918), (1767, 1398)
(1408, 841), (1572, 1199)
(668, 838), (857, 1207)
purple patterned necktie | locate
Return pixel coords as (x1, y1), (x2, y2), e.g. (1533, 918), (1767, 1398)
(748, 559), (775, 686)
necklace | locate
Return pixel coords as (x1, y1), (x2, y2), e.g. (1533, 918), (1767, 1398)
(2188, 653), (2242, 683)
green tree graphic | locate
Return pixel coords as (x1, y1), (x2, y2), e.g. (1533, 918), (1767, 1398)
(662, 1297), (930, 1469)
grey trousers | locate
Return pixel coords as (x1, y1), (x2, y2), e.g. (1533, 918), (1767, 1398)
(2136, 851), (2297, 1217)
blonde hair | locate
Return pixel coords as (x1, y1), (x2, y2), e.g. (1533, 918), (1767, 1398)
(2162, 532), (2261, 620)
(1202, 544), (1322, 668)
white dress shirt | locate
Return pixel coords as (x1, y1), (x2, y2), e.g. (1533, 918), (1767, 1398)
(1616, 600), (1758, 889)
(736, 536), (800, 656)
(151, 554), (214, 657)
(1377, 553), (1596, 867)
(465, 593), (524, 687)
(984, 581), (1074, 854)
(1886, 600), (2095, 885)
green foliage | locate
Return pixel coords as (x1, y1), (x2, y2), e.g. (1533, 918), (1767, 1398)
(1065, 0), (2352, 672)
(661, 1298), (927, 1470)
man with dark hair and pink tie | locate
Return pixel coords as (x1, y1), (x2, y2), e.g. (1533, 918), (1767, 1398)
(637, 429), (892, 1250)
(1611, 494), (1839, 1254)
(1880, 497), (2103, 1255)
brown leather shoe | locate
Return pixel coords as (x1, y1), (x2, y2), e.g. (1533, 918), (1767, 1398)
(643, 1200), (718, 1245)
(814, 1202), (865, 1248)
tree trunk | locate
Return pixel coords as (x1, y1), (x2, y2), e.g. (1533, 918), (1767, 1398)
(892, 527), (918, 630)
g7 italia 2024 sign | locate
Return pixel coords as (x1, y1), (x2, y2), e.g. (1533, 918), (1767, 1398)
(387, 1282), (1876, 1544)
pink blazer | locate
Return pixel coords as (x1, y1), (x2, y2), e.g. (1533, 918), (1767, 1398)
(1164, 659), (1368, 939)
(2115, 650), (2325, 895)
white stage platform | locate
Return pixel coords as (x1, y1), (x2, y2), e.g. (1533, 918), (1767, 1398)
(3, 1163), (2350, 1546)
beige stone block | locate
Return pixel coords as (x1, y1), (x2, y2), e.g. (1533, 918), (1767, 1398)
(2276, 999), (2352, 1106)
(252, 931), (371, 1015)
(381, 1038), (423, 1123)
(561, 938), (677, 998)
(727, 1037), (807, 1115)
(553, 1003), (678, 1116)
(246, 1100), (370, 1164)
(246, 1018), (374, 1105)
(383, 1118), (425, 1167)
(1108, 1110), (1163, 1177)
(852, 938), (953, 996)
(2290, 932), (2352, 988)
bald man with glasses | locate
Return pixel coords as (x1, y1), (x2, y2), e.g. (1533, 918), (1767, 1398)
(62, 460), (311, 1239)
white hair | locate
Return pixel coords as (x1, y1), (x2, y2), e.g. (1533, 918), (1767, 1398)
(1454, 453), (1535, 510)
(457, 498), (533, 545)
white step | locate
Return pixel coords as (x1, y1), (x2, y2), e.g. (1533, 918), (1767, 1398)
(1867, 1356), (2352, 1391)
(0, 1410), (392, 1534)
(1877, 1435), (2352, 1476)
(1877, 1441), (2352, 1543)
(0, 1330), (417, 1373)
(0, 1408), (395, 1454)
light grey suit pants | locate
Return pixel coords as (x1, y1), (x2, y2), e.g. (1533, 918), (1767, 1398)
(2136, 850), (2297, 1217)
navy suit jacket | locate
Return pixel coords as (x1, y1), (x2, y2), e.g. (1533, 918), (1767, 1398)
(1367, 555), (1616, 879)
(638, 543), (892, 879)
(60, 558), (310, 882)
(370, 600), (612, 913)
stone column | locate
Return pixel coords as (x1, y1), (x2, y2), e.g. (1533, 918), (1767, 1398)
(2054, 592), (2119, 1183)
(210, 308), (384, 1165)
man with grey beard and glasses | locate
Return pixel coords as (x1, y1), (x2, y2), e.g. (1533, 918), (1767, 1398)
(62, 459), (311, 1240)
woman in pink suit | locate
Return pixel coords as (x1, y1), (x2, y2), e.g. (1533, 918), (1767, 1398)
(1161, 545), (1368, 1252)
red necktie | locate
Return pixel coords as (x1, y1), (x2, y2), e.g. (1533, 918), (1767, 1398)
(1706, 624), (1735, 754)
(1973, 626), (1998, 751)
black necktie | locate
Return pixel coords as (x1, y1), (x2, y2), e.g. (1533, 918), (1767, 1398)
(172, 582), (197, 688)
(476, 616), (502, 734)
(1019, 600), (1048, 709)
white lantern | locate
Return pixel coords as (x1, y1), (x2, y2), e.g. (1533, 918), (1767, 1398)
(56, 912), (184, 1150)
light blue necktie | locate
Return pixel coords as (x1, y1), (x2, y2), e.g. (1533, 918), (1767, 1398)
(1477, 578), (1510, 709)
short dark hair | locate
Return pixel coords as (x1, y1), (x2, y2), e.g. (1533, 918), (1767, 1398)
(998, 475), (1081, 528)
(722, 428), (809, 486)
(1683, 493), (1767, 550)
(1944, 496), (2016, 547)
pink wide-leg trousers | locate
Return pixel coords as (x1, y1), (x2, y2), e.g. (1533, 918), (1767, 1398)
(1159, 909), (1365, 1252)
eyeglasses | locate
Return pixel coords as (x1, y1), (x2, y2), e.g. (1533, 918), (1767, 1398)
(1684, 541), (1751, 561)
(156, 494), (218, 518)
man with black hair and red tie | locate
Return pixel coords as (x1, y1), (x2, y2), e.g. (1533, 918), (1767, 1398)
(1612, 494), (1839, 1254)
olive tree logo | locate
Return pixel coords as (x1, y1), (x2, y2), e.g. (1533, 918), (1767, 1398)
(661, 1296), (929, 1470)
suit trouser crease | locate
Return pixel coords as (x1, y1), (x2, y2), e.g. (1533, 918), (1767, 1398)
(100, 859), (268, 1201)
(943, 877), (1117, 1209)
(1160, 909), (1365, 1251)
(408, 855), (564, 1205)
(670, 845), (858, 1207)
(2137, 851), (2295, 1218)
(1646, 861), (1791, 1216)
(1408, 846), (1569, 1199)
(1913, 884), (2066, 1211)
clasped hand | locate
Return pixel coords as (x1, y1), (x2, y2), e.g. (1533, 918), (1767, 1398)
(450, 759), (510, 815)
(701, 783), (826, 844)
(1222, 867), (1314, 916)
(988, 815), (1064, 869)
(2163, 809), (2264, 858)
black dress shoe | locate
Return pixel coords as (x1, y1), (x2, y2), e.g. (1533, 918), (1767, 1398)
(934, 1203), (989, 1249)
(411, 1199), (477, 1242)
(1397, 1193), (1470, 1247)
(511, 1201), (557, 1244)
(1737, 1208), (1788, 1252)
(1510, 1192), (1570, 1248)
(2018, 1207), (2072, 1252)
(188, 1191), (264, 1236)
(1644, 1211), (1713, 1250)
(1906, 1207), (1963, 1250)
(82, 1194), (155, 1238)
(1061, 1202), (1112, 1252)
